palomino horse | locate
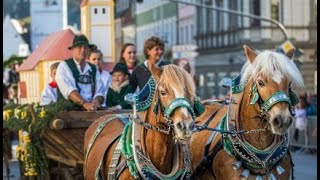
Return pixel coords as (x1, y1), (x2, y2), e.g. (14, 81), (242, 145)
(84, 64), (201, 179)
(190, 45), (304, 179)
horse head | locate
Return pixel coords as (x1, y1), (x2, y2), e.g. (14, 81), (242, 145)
(241, 45), (304, 135)
(149, 63), (196, 142)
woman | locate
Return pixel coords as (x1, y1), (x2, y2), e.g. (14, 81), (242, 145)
(119, 43), (138, 74)
(129, 36), (167, 92)
(87, 49), (112, 92)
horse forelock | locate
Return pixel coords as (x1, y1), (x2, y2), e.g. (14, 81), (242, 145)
(158, 64), (196, 102)
(240, 50), (304, 87)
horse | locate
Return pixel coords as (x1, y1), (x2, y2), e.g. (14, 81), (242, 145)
(84, 64), (200, 179)
(190, 45), (304, 180)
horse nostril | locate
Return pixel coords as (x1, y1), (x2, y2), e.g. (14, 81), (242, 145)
(273, 116), (283, 128)
(176, 121), (185, 130)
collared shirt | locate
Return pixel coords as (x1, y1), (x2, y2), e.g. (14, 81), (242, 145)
(55, 58), (104, 102)
(40, 84), (57, 106)
(100, 70), (112, 107)
(143, 59), (163, 68)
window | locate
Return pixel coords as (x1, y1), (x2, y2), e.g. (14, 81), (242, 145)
(251, 0), (260, 26)
(185, 26), (189, 44)
(94, 8), (98, 14)
(102, 8), (106, 14)
(271, 0), (279, 21)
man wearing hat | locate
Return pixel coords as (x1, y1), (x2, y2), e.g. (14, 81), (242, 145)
(55, 34), (105, 111)
(106, 63), (132, 110)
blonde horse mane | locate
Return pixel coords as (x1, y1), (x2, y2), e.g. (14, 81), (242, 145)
(240, 50), (304, 88)
(158, 64), (196, 103)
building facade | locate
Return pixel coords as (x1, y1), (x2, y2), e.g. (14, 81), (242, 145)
(3, 15), (30, 60)
(194, 0), (317, 99)
(30, 0), (63, 51)
(135, 1), (178, 61)
(81, 0), (116, 62)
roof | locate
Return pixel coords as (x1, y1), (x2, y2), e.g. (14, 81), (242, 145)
(80, 0), (88, 7)
(18, 29), (75, 72)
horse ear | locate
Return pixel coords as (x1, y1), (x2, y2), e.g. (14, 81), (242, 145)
(148, 62), (163, 81)
(243, 45), (257, 63)
(285, 48), (295, 60)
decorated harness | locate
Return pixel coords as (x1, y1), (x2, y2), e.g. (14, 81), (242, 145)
(85, 76), (205, 179)
(192, 74), (298, 179)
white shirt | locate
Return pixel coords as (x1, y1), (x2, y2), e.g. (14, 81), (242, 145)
(100, 70), (112, 107)
(55, 59), (104, 102)
(100, 70), (112, 92)
(3, 69), (10, 86)
(294, 108), (307, 131)
(40, 84), (57, 106)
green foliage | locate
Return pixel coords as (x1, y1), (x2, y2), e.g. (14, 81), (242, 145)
(3, 100), (75, 178)
(3, 55), (27, 69)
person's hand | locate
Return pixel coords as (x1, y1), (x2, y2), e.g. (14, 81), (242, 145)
(83, 102), (98, 111)
(92, 99), (101, 108)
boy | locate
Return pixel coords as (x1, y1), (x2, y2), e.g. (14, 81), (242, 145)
(106, 63), (131, 110)
(40, 62), (60, 105)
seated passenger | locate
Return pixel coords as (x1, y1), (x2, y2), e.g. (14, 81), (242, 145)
(106, 63), (132, 110)
(129, 36), (168, 93)
(40, 62), (59, 106)
(55, 34), (104, 111)
(87, 48), (112, 108)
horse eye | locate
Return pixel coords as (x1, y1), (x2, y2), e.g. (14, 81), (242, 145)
(257, 80), (265, 87)
(160, 90), (167, 96)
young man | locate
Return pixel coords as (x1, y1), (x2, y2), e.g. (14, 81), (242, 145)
(55, 34), (104, 111)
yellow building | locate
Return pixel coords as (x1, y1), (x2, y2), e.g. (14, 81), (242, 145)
(81, 0), (115, 62)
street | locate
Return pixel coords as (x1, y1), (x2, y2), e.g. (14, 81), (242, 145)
(3, 141), (317, 179)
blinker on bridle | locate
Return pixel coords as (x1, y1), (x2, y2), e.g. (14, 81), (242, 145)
(125, 76), (205, 134)
(249, 82), (299, 117)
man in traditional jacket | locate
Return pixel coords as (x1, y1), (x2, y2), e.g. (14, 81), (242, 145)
(55, 34), (104, 111)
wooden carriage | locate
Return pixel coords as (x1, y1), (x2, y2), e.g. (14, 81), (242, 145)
(41, 109), (132, 179)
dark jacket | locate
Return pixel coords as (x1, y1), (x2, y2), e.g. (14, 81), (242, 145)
(106, 80), (132, 109)
(129, 61), (167, 91)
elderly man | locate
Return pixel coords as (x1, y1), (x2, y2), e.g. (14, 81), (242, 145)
(55, 34), (104, 111)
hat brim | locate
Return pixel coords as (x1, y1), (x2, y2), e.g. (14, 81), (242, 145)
(68, 42), (95, 50)
(110, 70), (130, 76)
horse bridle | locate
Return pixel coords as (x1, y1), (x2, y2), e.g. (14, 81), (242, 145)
(125, 77), (204, 135)
(248, 81), (299, 119)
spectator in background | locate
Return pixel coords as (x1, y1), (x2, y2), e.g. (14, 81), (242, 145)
(294, 96), (308, 142)
(306, 93), (317, 116)
(119, 43), (138, 74)
(4, 61), (20, 103)
(106, 63), (131, 110)
(129, 36), (168, 92)
(40, 62), (59, 106)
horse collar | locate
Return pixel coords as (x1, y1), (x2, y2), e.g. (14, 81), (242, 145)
(129, 120), (191, 179)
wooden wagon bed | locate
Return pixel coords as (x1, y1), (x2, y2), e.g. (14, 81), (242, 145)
(42, 110), (132, 169)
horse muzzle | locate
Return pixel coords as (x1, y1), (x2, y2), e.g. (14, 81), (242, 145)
(270, 114), (293, 135)
(174, 120), (195, 142)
